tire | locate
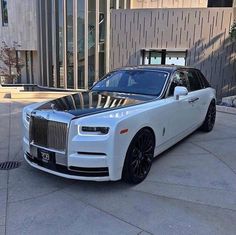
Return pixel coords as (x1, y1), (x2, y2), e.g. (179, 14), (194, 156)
(200, 100), (216, 132)
(122, 128), (155, 184)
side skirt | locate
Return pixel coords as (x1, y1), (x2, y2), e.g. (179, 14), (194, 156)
(154, 123), (202, 157)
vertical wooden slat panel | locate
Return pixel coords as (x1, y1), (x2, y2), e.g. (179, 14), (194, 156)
(110, 8), (235, 98)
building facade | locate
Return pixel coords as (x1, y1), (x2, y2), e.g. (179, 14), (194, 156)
(110, 7), (236, 97)
(37, 0), (129, 90)
(129, 0), (234, 8)
(0, 0), (236, 97)
(38, 0), (114, 90)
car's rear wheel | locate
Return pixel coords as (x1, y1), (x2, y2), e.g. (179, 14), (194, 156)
(200, 100), (216, 132)
(122, 128), (155, 184)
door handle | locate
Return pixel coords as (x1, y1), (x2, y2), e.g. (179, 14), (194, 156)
(188, 97), (199, 103)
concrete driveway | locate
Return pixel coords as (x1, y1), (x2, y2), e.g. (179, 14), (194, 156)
(0, 99), (236, 235)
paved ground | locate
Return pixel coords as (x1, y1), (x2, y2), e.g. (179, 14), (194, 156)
(0, 98), (236, 235)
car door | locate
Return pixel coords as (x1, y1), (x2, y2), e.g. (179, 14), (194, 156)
(196, 70), (213, 122)
(185, 69), (205, 125)
(163, 70), (199, 141)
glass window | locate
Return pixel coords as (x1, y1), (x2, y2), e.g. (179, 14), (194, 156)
(143, 51), (150, 65)
(92, 70), (169, 96)
(99, 13), (105, 43)
(77, 0), (85, 89)
(30, 51), (34, 84)
(1, 0), (8, 26)
(126, 0), (131, 8)
(119, 0), (125, 9)
(99, 0), (106, 78)
(165, 52), (186, 66)
(17, 51), (34, 84)
(110, 0), (127, 9)
(67, 0), (74, 88)
(25, 51), (30, 84)
(88, 0), (96, 88)
(197, 71), (210, 88)
(99, 50), (105, 78)
(110, 0), (116, 9)
(168, 71), (189, 96)
(58, 0), (64, 88)
(150, 51), (162, 65)
(186, 70), (202, 91)
(208, 0), (233, 7)
(142, 50), (186, 66)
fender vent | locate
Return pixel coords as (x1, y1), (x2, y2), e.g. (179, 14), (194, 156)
(0, 161), (21, 170)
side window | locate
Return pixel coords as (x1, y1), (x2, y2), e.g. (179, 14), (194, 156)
(197, 71), (211, 88)
(168, 71), (189, 96)
(186, 70), (202, 91)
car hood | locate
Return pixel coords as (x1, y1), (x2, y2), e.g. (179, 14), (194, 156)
(35, 91), (155, 117)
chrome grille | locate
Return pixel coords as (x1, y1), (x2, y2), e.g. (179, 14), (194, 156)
(30, 117), (67, 152)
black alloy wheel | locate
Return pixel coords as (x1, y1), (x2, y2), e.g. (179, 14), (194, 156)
(200, 101), (216, 132)
(122, 128), (155, 184)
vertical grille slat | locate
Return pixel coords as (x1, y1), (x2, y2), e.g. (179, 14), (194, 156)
(30, 117), (67, 152)
(48, 121), (67, 151)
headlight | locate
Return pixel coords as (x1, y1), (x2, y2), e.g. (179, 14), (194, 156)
(22, 108), (30, 123)
(26, 113), (31, 122)
(81, 126), (109, 135)
(22, 108), (31, 132)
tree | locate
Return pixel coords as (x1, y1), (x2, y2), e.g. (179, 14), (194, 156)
(0, 41), (25, 84)
(229, 22), (236, 40)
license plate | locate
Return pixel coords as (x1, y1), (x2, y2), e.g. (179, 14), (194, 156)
(38, 149), (55, 164)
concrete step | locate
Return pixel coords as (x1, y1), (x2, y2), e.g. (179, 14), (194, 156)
(0, 86), (81, 99)
(10, 91), (77, 99)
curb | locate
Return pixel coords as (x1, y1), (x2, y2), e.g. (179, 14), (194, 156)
(216, 105), (236, 115)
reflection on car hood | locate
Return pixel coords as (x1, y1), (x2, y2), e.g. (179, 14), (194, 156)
(35, 91), (155, 117)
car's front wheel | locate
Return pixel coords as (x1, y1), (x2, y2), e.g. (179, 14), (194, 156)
(200, 100), (216, 132)
(122, 128), (155, 184)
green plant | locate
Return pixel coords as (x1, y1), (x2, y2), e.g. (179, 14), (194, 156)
(229, 22), (236, 39)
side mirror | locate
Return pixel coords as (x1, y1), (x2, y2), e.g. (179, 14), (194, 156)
(174, 86), (188, 100)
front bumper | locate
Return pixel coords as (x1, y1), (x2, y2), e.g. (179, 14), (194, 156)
(24, 152), (110, 181)
(23, 137), (114, 181)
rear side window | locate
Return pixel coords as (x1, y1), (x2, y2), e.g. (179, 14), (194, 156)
(197, 71), (211, 88)
(186, 70), (202, 91)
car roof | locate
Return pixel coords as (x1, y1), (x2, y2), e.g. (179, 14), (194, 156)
(115, 65), (197, 73)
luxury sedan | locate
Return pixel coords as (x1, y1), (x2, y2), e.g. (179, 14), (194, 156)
(22, 65), (216, 184)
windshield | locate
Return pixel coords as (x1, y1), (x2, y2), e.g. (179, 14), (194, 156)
(91, 70), (169, 96)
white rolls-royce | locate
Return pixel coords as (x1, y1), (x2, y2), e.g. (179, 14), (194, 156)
(22, 65), (216, 184)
